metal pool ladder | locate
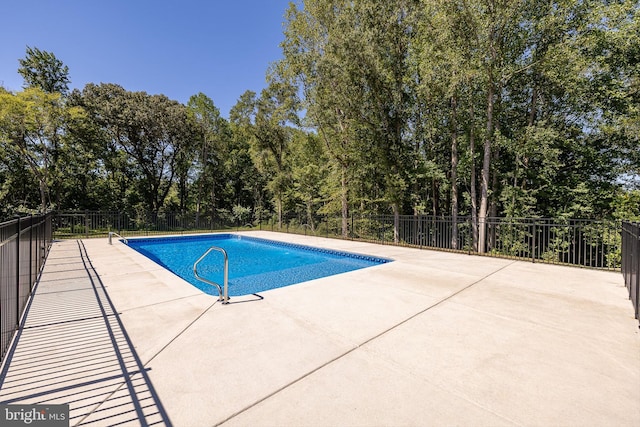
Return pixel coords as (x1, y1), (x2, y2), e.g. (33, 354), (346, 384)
(108, 231), (128, 244)
(193, 246), (229, 304)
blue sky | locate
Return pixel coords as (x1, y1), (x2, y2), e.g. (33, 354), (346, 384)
(0, 0), (295, 117)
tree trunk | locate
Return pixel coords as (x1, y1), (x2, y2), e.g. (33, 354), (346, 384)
(520, 84), (537, 192)
(469, 104), (478, 251)
(393, 202), (400, 244)
(210, 184), (216, 224)
(39, 145), (50, 213)
(489, 86), (503, 250)
(489, 149), (499, 250)
(196, 135), (208, 227)
(528, 85), (537, 127)
(478, 71), (495, 254)
(414, 138), (422, 216)
(306, 198), (314, 231)
(195, 199), (201, 228)
(450, 95), (459, 249)
(341, 163), (348, 238)
(179, 175), (187, 213)
(277, 192), (283, 229)
(431, 180), (438, 217)
(39, 180), (48, 213)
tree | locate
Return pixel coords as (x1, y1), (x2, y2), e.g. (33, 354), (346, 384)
(280, 0), (418, 239)
(414, 0), (477, 247)
(18, 46), (70, 94)
(77, 83), (198, 214)
(0, 88), (83, 212)
(583, 1), (640, 189)
(280, 1), (363, 236)
(229, 90), (270, 220)
(353, 0), (418, 241)
(187, 93), (229, 221)
(251, 81), (299, 228)
(289, 129), (328, 229)
(3, 1), (637, 229)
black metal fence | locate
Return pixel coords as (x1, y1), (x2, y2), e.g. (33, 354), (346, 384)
(52, 211), (622, 270)
(264, 214), (621, 270)
(622, 222), (640, 323)
(1, 213), (53, 362)
(53, 210), (242, 239)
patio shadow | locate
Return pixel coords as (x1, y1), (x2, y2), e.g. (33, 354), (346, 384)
(0, 240), (172, 426)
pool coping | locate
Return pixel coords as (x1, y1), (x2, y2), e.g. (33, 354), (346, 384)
(125, 232), (394, 298)
(126, 232), (395, 263)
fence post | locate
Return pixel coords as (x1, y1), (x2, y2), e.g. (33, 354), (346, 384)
(29, 215), (33, 291)
(418, 214), (423, 250)
(40, 214), (45, 267)
(532, 221), (536, 263)
(351, 213), (354, 240)
(635, 225), (640, 320)
(35, 215), (40, 285)
(15, 216), (21, 329)
(84, 210), (89, 239)
(468, 216), (472, 255)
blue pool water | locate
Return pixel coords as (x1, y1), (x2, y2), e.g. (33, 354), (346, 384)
(126, 234), (391, 297)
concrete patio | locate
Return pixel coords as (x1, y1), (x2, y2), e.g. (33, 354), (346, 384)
(0, 231), (638, 426)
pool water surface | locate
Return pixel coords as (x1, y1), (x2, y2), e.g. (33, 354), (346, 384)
(126, 234), (391, 297)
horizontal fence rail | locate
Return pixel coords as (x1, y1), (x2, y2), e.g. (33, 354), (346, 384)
(53, 211), (622, 271)
(622, 222), (640, 324)
(1, 213), (53, 363)
(265, 214), (622, 270)
(53, 210), (247, 239)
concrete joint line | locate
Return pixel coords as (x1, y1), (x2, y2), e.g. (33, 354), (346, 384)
(215, 260), (518, 427)
(144, 300), (220, 367)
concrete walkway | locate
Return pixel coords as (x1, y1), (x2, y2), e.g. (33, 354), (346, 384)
(0, 231), (638, 426)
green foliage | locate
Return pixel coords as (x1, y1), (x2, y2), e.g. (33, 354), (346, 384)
(611, 190), (640, 221)
(540, 223), (572, 264)
(186, 93), (231, 215)
(232, 205), (251, 224)
(2, 2), (639, 232)
(0, 87), (85, 212)
(76, 83), (199, 214)
(233, 80), (300, 226)
(18, 46), (70, 94)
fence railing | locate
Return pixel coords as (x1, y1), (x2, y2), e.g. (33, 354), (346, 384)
(1, 213), (53, 362)
(54, 211), (622, 270)
(265, 214), (622, 270)
(53, 210), (243, 239)
(622, 222), (640, 323)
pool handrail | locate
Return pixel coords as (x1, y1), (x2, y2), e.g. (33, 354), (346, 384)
(108, 231), (128, 245)
(193, 246), (229, 304)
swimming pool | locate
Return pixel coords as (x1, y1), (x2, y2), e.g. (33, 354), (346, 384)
(126, 234), (391, 297)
